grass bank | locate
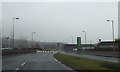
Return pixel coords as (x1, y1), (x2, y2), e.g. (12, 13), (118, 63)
(54, 53), (120, 70)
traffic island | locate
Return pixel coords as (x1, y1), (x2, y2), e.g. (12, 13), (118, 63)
(54, 53), (120, 71)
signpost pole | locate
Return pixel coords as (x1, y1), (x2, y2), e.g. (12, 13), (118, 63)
(77, 37), (81, 52)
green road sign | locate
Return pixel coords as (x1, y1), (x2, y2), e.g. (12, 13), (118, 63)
(77, 37), (81, 49)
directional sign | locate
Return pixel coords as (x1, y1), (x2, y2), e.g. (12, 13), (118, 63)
(77, 37), (81, 49)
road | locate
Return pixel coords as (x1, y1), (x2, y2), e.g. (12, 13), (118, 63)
(2, 51), (74, 71)
(2, 50), (119, 72)
(61, 51), (119, 62)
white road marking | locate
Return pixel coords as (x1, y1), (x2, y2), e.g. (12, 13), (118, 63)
(58, 61), (61, 63)
(16, 68), (19, 70)
(37, 50), (53, 53)
(21, 61), (26, 66)
(67, 67), (73, 70)
(54, 58), (73, 70)
(15, 61), (27, 71)
(59, 61), (73, 70)
(54, 58), (58, 62)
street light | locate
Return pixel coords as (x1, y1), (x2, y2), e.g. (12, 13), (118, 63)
(31, 32), (35, 48)
(97, 37), (101, 42)
(13, 18), (19, 48)
(82, 31), (86, 50)
(107, 20), (115, 51)
(6, 37), (9, 48)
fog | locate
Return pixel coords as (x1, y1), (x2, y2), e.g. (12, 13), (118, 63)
(2, 2), (118, 44)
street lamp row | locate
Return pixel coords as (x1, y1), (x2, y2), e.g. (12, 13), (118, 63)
(11, 17), (115, 51)
(12, 18), (36, 48)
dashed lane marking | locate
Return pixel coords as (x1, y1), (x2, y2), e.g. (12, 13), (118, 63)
(15, 61), (27, 72)
(21, 61), (26, 66)
(16, 68), (19, 70)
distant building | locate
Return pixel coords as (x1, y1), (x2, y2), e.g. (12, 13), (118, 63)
(63, 44), (94, 52)
(94, 39), (120, 51)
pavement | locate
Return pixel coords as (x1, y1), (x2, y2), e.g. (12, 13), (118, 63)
(2, 51), (74, 71)
(61, 51), (119, 63)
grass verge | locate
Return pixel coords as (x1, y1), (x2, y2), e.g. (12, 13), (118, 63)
(54, 53), (120, 70)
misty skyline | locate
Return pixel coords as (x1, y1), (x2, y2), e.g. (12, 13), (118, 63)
(2, 2), (118, 44)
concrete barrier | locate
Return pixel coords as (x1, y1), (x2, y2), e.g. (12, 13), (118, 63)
(2, 48), (37, 56)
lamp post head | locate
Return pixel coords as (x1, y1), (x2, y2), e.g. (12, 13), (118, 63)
(107, 20), (110, 21)
(16, 18), (19, 19)
(107, 20), (114, 22)
(6, 37), (9, 39)
(13, 18), (19, 19)
(83, 31), (86, 33)
(32, 32), (35, 34)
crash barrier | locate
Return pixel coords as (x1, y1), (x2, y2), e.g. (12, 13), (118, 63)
(2, 48), (37, 56)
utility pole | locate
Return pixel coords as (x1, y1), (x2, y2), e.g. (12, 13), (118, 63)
(12, 18), (19, 48)
(107, 20), (115, 52)
(83, 31), (86, 50)
(31, 32), (35, 48)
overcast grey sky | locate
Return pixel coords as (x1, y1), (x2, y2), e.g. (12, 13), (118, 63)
(2, 2), (118, 44)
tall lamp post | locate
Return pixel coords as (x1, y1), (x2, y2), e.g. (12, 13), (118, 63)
(107, 20), (115, 51)
(13, 18), (19, 48)
(31, 32), (35, 48)
(83, 31), (86, 50)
